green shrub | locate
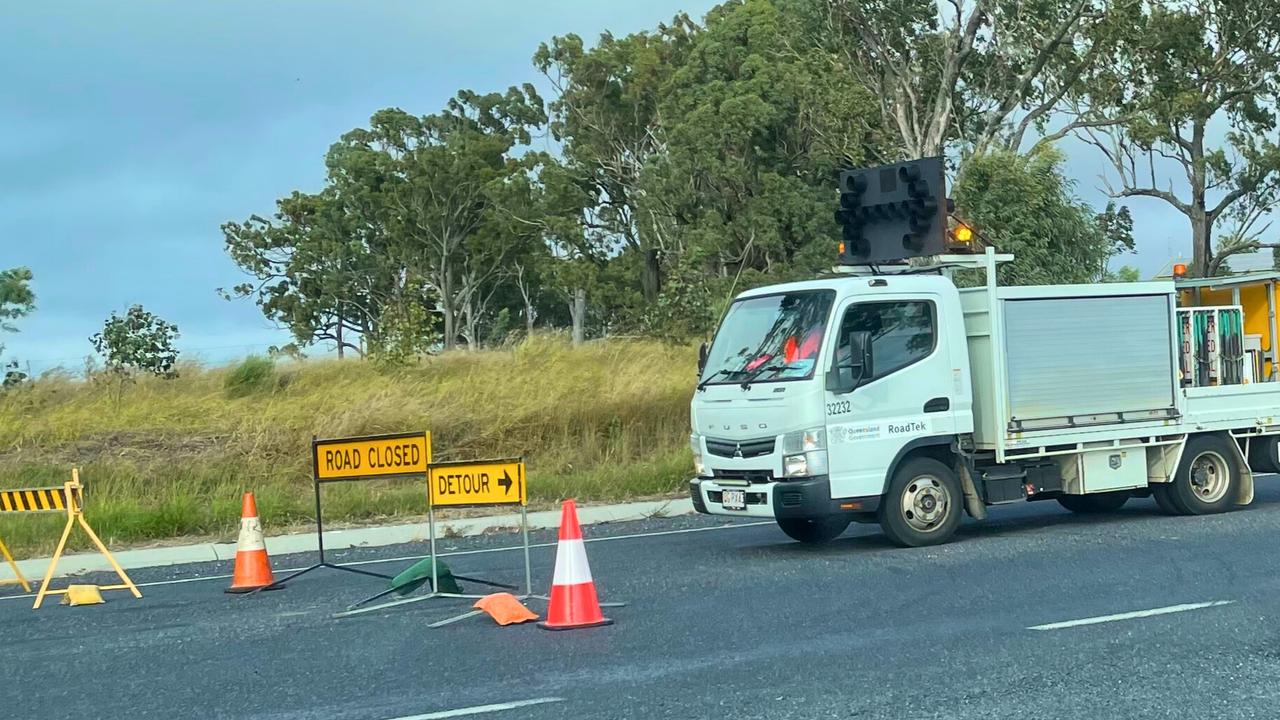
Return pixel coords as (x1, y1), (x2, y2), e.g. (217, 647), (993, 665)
(223, 355), (276, 398)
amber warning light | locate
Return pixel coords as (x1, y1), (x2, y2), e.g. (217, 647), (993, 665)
(1173, 263), (1188, 278)
(945, 221), (978, 252)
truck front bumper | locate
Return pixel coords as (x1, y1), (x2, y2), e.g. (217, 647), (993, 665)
(690, 476), (879, 520)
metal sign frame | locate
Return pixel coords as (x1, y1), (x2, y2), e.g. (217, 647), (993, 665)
(257, 432), (432, 592)
(335, 457), (539, 625)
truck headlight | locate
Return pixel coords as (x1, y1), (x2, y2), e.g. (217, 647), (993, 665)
(690, 433), (707, 476)
(783, 450), (829, 478)
(782, 427), (828, 478)
(782, 427), (826, 453)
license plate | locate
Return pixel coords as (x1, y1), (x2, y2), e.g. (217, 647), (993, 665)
(721, 489), (746, 511)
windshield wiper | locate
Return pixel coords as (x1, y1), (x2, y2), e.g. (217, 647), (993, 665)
(697, 369), (734, 391)
(739, 363), (794, 390)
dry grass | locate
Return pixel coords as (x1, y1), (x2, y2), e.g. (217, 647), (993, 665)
(0, 335), (696, 558)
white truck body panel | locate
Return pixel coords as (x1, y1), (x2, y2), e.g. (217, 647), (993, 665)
(962, 282), (1183, 455)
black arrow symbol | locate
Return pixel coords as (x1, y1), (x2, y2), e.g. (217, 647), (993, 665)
(498, 470), (513, 494)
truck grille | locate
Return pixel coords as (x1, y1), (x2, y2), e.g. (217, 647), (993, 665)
(712, 469), (774, 483)
(706, 437), (775, 458)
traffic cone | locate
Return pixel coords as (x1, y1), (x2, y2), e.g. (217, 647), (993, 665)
(539, 500), (612, 630)
(226, 492), (276, 593)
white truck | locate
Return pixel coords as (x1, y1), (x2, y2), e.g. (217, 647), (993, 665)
(689, 248), (1280, 546)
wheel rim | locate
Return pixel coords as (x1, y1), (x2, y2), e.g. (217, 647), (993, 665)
(1188, 450), (1231, 504)
(901, 475), (951, 533)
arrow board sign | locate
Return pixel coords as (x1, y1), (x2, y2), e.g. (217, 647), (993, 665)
(429, 459), (526, 507)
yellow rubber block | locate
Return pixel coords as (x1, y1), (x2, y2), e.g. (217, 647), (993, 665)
(60, 585), (104, 606)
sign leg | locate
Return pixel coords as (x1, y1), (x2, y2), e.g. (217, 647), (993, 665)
(313, 480), (325, 565)
(428, 501), (439, 594)
(521, 504), (533, 596)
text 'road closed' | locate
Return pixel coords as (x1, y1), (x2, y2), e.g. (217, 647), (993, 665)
(429, 460), (526, 507)
(313, 432), (431, 481)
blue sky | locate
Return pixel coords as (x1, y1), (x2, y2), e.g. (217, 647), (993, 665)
(0, 1), (1265, 373)
(1, 0), (719, 372)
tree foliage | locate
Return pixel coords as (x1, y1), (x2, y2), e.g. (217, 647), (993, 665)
(0, 267), (35, 333)
(954, 149), (1130, 285)
(823, 0), (1129, 164)
(90, 305), (181, 379)
(220, 0), (1248, 352)
(638, 0), (886, 338)
(1083, 0), (1280, 277)
(0, 267), (36, 387)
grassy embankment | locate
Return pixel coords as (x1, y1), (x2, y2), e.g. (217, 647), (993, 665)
(0, 337), (695, 558)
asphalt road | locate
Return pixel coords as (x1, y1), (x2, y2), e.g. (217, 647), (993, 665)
(6, 481), (1280, 720)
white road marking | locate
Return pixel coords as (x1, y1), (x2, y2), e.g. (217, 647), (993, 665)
(1027, 600), (1235, 631)
(386, 697), (564, 719)
(0, 520), (774, 601)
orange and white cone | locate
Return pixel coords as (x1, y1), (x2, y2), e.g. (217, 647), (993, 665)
(226, 492), (276, 593)
(539, 500), (612, 630)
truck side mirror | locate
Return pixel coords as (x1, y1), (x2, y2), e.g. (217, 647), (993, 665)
(697, 342), (708, 375)
(826, 330), (873, 394)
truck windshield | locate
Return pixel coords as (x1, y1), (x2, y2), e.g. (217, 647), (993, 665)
(700, 290), (835, 386)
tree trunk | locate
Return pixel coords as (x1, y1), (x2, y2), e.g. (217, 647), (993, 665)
(336, 316), (344, 360)
(441, 303), (455, 351)
(1192, 214), (1211, 277)
(1191, 122), (1210, 278)
(525, 303), (535, 334)
(570, 288), (586, 346)
(463, 298), (478, 352)
(641, 248), (661, 303)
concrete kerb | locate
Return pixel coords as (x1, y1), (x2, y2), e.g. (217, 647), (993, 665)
(0, 497), (694, 582)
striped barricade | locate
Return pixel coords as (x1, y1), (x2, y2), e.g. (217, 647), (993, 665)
(0, 469), (141, 609)
(0, 485), (76, 514)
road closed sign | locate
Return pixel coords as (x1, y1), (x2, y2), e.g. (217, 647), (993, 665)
(429, 459), (526, 507)
(313, 432), (431, 481)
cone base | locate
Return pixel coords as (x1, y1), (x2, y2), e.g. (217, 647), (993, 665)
(538, 617), (613, 631)
(224, 583), (281, 594)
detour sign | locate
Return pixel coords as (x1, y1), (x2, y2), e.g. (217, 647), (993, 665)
(313, 432), (431, 481)
(429, 459), (526, 507)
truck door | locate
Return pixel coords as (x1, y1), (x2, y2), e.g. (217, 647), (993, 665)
(824, 296), (957, 499)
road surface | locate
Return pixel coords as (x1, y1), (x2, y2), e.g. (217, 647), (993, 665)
(4, 483), (1280, 719)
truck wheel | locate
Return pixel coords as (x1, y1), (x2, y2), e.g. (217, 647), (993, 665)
(1056, 492), (1129, 514)
(776, 516), (850, 544)
(878, 458), (962, 547)
(1172, 435), (1238, 515)
(1248, 435), (1280, 474)
(1151, 484), (1187, 515)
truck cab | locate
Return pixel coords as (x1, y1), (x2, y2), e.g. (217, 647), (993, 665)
(690, 272), (975, 545)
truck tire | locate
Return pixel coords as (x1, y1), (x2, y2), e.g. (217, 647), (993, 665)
(776, 516), (850, 544)
(1172, 434), (1238, 515)
(1056, 491), (1129, 514)
(1248, 435), (1280, 474)
(878, 457), (962, 547)
(1151, 483), (1187, 515)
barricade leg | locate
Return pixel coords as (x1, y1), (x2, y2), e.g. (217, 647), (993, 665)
(33, 515), (76, 610)
(0, 536), (30, 592)
(77, 514), (141, 598)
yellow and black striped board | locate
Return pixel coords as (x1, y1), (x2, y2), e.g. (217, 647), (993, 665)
(0, 486), (74, 513)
